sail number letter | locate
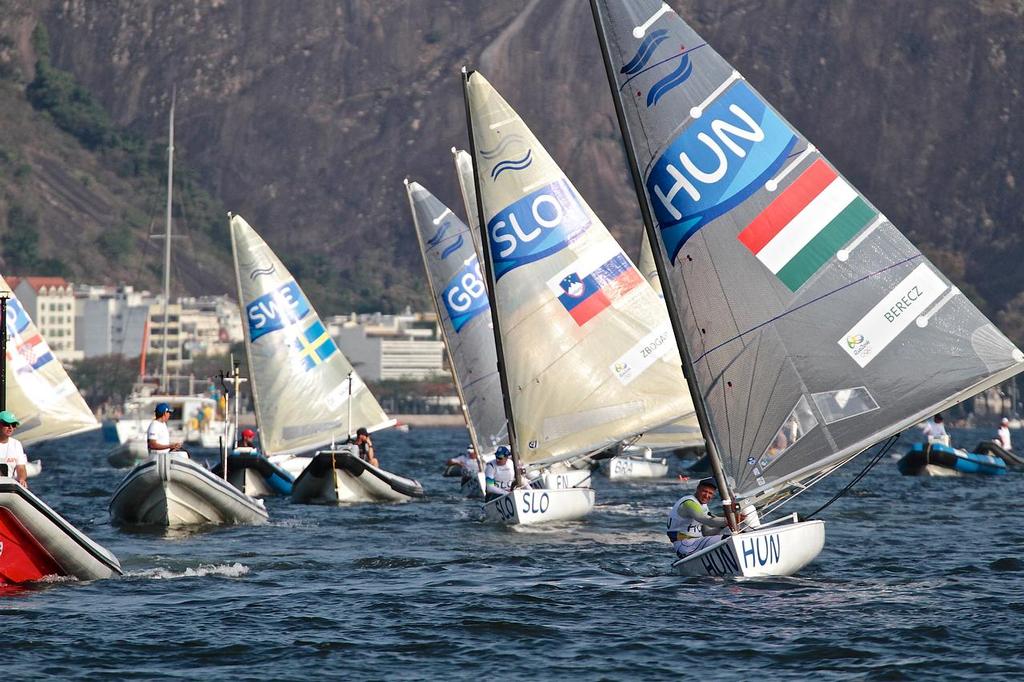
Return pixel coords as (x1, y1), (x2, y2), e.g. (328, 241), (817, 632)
(442, 255), (490, 332)
(247, 281), (311, 341)
(487, 179), (590, 280)
(645, 81), (797, 262)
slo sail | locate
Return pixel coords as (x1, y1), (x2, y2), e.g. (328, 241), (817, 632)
(591, 0), (1024, 575)
(230, 214), (423, 504)
(405, 178), (508, 498)
(462, 69), (695, 524)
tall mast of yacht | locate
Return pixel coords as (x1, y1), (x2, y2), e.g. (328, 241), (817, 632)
(589, 1), (737, 525)
(161, 87), (175, 393)
(460, 67), (523, 487)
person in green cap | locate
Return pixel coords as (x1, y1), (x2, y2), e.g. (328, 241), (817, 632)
(0, 410), (29, 488)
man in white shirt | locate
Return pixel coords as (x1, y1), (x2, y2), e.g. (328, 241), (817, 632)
(484, 445), (516, 500)
(922, 414), (949, 444)
(147, 402), (183, 456)
(0, 410), (29, 488)
(996, 417), (1012, 450)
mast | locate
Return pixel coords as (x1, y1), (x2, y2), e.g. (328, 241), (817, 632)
(0, 294), (7, 412)
(403, 178), (485, 461)
(589, 1), (737, 526)
(461, 67), (523, 487)
(161, 87), (176, 393)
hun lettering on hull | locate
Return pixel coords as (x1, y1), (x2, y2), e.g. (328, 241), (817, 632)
(645, 81), (797, 261)
(740, 533), (781, 569)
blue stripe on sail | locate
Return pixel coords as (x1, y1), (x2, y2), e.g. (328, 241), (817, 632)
(480, 134), (526, 160)
(491, 150), (533, 179)
(647, 55), (693, 106)
(621, 28), (669, 75)
(440, 234), (464, 260)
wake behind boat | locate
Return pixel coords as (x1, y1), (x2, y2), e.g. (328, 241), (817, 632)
(109, 452), (268, 526)
(0, 477), (121, 584)
(291, 446), (424, 504)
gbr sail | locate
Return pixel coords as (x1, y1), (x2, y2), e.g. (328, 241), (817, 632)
(405, 180), (508, 454)
(591, 0), (1024, 501)
(464, 70), (694, 467)
(230, 214), (393, 457)
(2, 277), (98, 444)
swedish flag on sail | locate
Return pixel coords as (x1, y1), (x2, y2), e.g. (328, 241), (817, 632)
(293, 319), (337, 371)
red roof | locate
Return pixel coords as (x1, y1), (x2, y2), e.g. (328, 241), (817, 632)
(12, 276), (71, 293)
(4, 276), (20, 293)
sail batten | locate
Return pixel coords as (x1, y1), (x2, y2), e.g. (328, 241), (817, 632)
(592, 0), (1024, 502)
(230, 215), (391, 457)
(464, 70), (695, 468)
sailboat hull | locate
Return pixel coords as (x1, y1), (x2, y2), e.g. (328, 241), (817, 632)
(290, 450), (425, 504)
(600, 455), (669, 480)
(0, 479), (122, 584)
(536, 467), (593, 490)
(483, 487), (596, 526)
(109, 453), (269, 527)
(672, 517), (825, 578)
(460, 472), (485, 499)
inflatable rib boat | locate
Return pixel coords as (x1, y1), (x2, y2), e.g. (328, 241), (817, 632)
(291, 447), (424, 504)
(211, 448), (295, 497)
(109, 452), (269, 526)
(0, 478), (121, 584)
(897, 442), (1007, 477)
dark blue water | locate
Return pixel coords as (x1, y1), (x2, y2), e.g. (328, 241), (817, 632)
(3, 426), (1023, 680)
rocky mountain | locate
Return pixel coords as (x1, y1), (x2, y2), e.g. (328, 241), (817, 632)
(0, 0), (1021, 337)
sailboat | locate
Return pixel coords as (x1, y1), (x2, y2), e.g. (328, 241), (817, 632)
(109, 96), (267, 528)
(405, 178), (507, 499)
(230, 214), (424, 504)
(0, 293), (122, 584)
(590, 0), (1024, 575)
(462, 69), (696, 525)
(105, 90), (225, 468)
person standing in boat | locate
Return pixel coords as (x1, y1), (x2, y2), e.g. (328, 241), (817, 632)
(0, 411), (29, 488)
(484, 445), (516, 500)
(353, 427), (379, 467)
(666, 478), (740, 558)
(996, 417), (1013, 450)
(147, 402), (183, 456)
(922, 414), (949, 445)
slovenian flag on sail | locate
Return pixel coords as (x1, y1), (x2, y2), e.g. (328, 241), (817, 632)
(292, 319), (337, 371)
(738, 159), (876, 291)
(549, 253), (643, 326)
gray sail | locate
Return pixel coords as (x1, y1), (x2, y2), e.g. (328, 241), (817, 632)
(452, 148), (485, 261)
(593, 0), (1024, 501)
(405, 180), (509, 454)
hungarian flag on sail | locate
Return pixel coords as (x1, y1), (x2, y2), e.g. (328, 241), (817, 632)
(738, 159), (876, 291)
(549, 253), (644, 326)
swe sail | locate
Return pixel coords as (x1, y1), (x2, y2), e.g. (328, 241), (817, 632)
(591, 0), (1024, 575)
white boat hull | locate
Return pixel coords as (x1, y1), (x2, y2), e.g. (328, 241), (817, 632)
(672, 516), (825, 577)
(109, 453), (269, 527)
(0, 478), (122, 582)
(291, 450), (424, 504)
(536, 467), (593, 490)
(600, 455), (669, 480)
(483, 487), (595, 526)
(460, 472), (485, 499)
(268, 453), (312, 479)
(920, 464), (963, 477)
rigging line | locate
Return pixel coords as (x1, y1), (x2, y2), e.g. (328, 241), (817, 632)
(693, 254), (923, 365)
(803, 434), (899, 521)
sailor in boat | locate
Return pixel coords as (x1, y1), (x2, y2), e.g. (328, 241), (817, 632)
(921, 414), (950, 445)
(666, 478), (744, 558)
(238, 428), (257, 449)
(0, 411), (30, 488)
(483, 445), (515, 501)
(148, 402), (184, 456)
(996, 417), (1013, 450)
(353, 427), (378, 467)
(446, 443), (479, 481)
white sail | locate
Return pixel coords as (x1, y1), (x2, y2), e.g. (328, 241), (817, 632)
(452, 148), (485, 261)
(230, 214), (393, 457)
(2, 277), (98, 444)
(637, 228), (662, 296)
(464, 70), (694, 467)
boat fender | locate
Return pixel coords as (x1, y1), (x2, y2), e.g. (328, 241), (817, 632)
(741, 504), (761, 529)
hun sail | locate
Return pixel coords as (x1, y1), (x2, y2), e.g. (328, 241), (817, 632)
(2, 276), (98, 444)
(464, 70), (694, 467)
(405, 180), (508, 454)
(230, 214), (393, 457)
(591, 0), (1024, 501)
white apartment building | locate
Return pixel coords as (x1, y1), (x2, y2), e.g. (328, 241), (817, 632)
(328, 310), (445, 381)
(179, 295), (244, 357)
(10, 276), (83, 363)
(74, 284), (151, 359)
